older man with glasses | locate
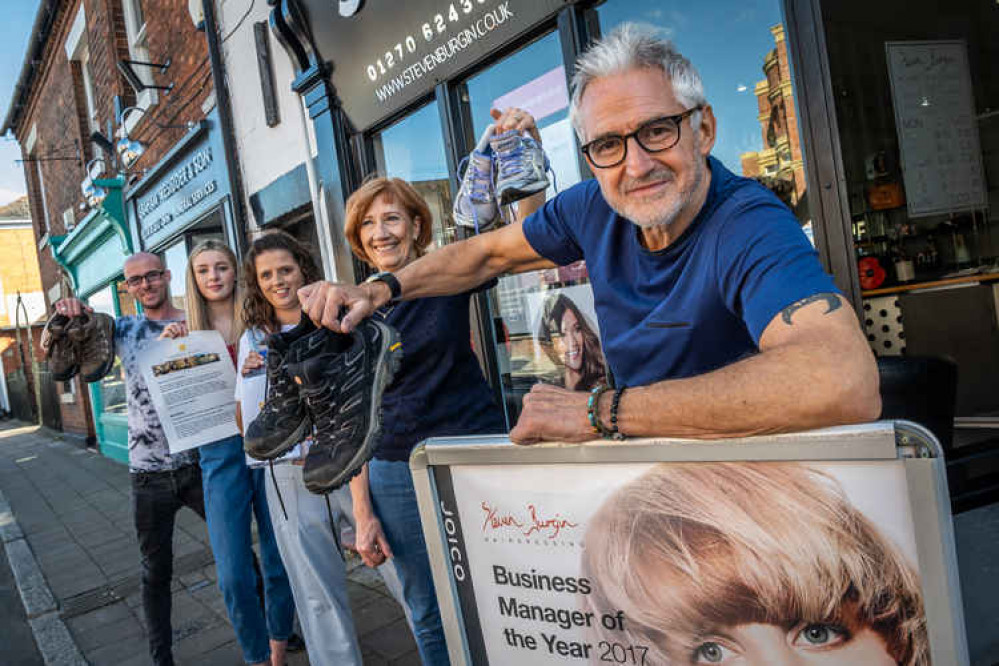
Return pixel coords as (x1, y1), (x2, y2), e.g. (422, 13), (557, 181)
(299, 23), (880, 444)
(54, 252), (204, 666)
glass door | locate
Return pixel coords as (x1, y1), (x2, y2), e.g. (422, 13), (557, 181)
(458, 31), (594, 424)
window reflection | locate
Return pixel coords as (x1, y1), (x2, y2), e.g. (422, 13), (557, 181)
(162, 239), (187, 313)
(372, 102), (456, 249)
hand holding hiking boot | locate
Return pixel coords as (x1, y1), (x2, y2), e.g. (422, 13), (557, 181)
(43, 298), (115, 383)
(298, 280), (389, 334)
(43, 311), (79, 381)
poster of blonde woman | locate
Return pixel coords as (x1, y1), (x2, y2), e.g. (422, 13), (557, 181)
(434, 459), (934, 665)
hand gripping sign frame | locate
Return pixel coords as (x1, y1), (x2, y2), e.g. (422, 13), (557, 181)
(410, 421), (969, 666)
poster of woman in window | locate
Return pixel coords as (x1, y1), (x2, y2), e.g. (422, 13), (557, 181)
(530, 285), (607, 391)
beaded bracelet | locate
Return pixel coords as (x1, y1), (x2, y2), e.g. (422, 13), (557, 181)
(609, 387), (628, 440)
(587, 385), (613, 437)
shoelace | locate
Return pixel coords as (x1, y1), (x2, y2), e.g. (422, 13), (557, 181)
(492, 132), (526, 181)
(457, 153), (494, 234)
(259, 332), (291, 522)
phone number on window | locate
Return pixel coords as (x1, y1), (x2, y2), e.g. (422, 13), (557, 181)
(364, 0), (500, 83)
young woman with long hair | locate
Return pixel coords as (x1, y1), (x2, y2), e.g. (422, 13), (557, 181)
(236, 230), (407, 666)
(161, 239), (295, 666)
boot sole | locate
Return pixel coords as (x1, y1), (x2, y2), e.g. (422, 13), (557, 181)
(304, 322), (404, 494)
(81, 315), (116, 383)
(245, 416), (311, 461)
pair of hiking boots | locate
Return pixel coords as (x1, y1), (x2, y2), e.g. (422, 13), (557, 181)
(42, 311), (116, 382)
(453, 127), (553, 234)
(244, 317), (403, 494)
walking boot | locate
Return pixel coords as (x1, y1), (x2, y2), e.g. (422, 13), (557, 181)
(244, 316), (317, 460)
(286, 320), (403, 494)
(67, 312), (116, 382)
(42, 312), (79, 381)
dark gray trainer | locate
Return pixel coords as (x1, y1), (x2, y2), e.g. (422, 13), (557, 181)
(288, 320), (403, 494)
(245, 316), (317, 460)
(43, 313), (79, 381)
(68, 312), (116, 383)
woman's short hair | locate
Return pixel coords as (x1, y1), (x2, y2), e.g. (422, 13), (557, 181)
(239, 230), (323, 334)
(581, 462), (927, 665)
(569, 23), (707, 142)
(536, 292), (606, 390)
(185, 238), (242, 344)
(344, 177), (434, 266)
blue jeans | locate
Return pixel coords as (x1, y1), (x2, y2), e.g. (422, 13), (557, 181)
(369, 458), (449, 666)
(200, 435), (295, 663)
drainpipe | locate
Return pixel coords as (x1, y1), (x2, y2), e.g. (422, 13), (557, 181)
(14, 293), (42, 425)
(201, 0), (248, 258)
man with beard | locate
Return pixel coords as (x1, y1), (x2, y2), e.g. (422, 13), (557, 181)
(298, 24), (880, 443)
(54, 253), (204, 666)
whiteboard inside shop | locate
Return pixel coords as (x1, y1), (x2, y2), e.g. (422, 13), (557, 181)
(886, 40), (987, 217)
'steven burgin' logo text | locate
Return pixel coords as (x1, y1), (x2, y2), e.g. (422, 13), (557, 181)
(481, 501), (578, 540)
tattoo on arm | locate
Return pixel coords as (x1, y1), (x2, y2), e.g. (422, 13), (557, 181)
(780, 293), (841, 325)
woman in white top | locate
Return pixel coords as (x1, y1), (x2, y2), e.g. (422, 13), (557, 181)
(234, 230), (406, 666)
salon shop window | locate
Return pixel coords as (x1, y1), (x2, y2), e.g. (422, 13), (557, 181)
(457, 30), (605, 424)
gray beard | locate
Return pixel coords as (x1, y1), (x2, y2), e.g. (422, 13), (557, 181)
(613, 155), (707, 230)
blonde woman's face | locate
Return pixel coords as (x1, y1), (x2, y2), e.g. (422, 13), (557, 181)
(254, 249), (304, 313)
(193, 250), (236, 302)
(679, 622), (895, 666)
(359, 193), (421, 272)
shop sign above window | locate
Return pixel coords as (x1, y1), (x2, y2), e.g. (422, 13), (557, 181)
(128, 122), (228, 250)
(301, 0), (573, 131)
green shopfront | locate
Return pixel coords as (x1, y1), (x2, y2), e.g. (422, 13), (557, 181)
(54, 110), (240, 464)
(50, 176), (134, 463)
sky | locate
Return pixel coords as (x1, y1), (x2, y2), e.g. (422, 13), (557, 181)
(0, 0), (41, 205)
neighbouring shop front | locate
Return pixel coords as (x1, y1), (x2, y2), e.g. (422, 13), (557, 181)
(268, 0), (997, 447)
(125, 109), (240, 314)
(49, 176), (133, 462)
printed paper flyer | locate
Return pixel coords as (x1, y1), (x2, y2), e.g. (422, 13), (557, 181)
(437, 461), (928, 665)
(139, 330), (239, 453)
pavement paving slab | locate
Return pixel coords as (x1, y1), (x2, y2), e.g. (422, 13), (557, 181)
(0, 421), (418, 665)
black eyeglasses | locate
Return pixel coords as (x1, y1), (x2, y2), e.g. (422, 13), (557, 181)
(580, 107), (702, 169)
(125, 269), (166, 288)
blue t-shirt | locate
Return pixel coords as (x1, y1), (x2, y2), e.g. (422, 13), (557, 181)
(522, 156), (838, 387)
(375, 289), (506, 462)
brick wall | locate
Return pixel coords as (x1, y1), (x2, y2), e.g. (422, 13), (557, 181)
(126, 0), (214, 174)
(8, 0), (219, 443)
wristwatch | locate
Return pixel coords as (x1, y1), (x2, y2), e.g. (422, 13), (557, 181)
(364, 271), (403, 304)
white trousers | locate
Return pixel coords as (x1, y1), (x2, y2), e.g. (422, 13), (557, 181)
(264, 463), (408, 666)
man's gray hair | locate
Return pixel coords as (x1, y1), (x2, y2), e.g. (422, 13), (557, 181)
(569, 23), (707, 141)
